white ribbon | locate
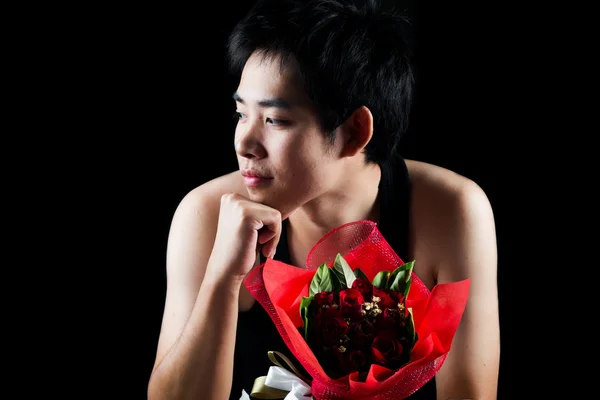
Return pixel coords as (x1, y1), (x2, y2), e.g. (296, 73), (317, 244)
(265, 366), (312, 399)
(240, 365), (312, 400)
(240, 389), (251, 400)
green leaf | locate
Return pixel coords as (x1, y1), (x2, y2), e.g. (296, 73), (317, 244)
(333, 253), (356, 289)
(331, 265), (347, 290)
(300, 296), (313, 340)
(389, 269), (407, 292)
(372, 271), (390, 289)
(309, 264), (335, 296)
(389, 260), (415, 295)
(353, 268), (368, 280)
(387, 264), (403, 289)
(330, 269), (343, 292)
(403, 280), (412, 299)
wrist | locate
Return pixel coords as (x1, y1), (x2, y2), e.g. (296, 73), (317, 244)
(202, 270), (245, 295)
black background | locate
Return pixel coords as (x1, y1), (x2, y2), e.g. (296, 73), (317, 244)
(80, 1), (513, 398)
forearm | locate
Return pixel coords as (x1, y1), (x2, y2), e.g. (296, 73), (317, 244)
(148, 274), (243, 400)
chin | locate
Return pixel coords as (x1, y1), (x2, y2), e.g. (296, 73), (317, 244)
(246, 190), (296, 220)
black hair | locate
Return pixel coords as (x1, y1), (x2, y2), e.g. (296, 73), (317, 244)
(227, 0), (415, 165)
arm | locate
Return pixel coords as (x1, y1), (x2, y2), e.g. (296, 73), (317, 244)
(147, 187), (237, 400)
(147, 186), (281, 400)
(432, 180), (500, 399)
(148, 271), (245, 400)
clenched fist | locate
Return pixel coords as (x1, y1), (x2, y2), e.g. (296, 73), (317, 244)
(207, 193), (283, 281)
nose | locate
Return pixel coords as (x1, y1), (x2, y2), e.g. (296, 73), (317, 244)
(234, 120), (267, 160)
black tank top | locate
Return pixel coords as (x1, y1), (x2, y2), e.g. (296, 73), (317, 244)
(231, 156), (436, 399)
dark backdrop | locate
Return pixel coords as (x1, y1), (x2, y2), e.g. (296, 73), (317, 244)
(90, 1), (511, 398)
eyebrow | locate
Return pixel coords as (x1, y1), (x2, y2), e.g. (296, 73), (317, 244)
(232, 92), (294, 110)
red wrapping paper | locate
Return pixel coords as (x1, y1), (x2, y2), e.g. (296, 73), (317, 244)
(244, 220), (470, 399)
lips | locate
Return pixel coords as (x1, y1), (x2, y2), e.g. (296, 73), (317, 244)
(241, 169), (272, 179)
(241, 169), (273, 187)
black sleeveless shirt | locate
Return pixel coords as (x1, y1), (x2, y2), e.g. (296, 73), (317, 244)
(231, 156), (436, 399)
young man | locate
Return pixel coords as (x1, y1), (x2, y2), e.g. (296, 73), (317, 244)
(148, 1), (500, 399)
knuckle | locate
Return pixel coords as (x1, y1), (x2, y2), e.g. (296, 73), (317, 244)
(238, 206), (254, 222)
(270, 209), (282, 225)
(221, 192), (240, 205)
(221, 193), (232, 204)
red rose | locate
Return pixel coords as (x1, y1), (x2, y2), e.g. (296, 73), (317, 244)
(347, 319), (375, 351)
(313, 291), (335, 308)
(313, 307), (349, 348)
(330, 347), (369, 377)
(351, 278), (373, 301)
(343, 349), (367, 373)
(372, 287), (404, 310)
(374, 308), (404, 331)
(339, 288), (365, 321)
(371, 331), (405, 366)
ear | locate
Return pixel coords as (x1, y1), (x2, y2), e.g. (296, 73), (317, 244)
(338, 106), (374, 158)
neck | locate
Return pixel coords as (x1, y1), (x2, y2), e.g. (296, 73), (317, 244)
(288, 160), (382, 242)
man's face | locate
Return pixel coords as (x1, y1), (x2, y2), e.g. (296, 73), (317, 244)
(233, 51), (343, 217)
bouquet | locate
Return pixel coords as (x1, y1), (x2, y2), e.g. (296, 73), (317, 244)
(242, 220), (470, 400)
(299, 254), (417, 381)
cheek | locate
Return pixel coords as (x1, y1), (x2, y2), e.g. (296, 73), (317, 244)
(284, 147), (334, 195)
(280, 138), (322, 175)
(272, 127), (337, 185)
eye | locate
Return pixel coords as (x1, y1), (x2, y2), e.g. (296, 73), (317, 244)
(266, 117), (289, 126)
(233, 111), (247, 121)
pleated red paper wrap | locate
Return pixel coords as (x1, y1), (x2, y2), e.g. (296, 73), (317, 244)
(244, 220), (470, 399)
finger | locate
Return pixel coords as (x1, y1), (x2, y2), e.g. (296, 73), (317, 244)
(261, 224), (281, 258)
(262, 238), (277, 259)
(240, 199), (282, 258)
(257, 212), (282, 259)
(257, 226), (277, 245)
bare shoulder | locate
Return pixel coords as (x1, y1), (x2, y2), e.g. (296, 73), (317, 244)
(166, 169), (247, 279)
(405, 158), (487, 199)
(404, 159), (497, 284)
(179, 170), (247, 211)
(167, 169), (247, 275)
